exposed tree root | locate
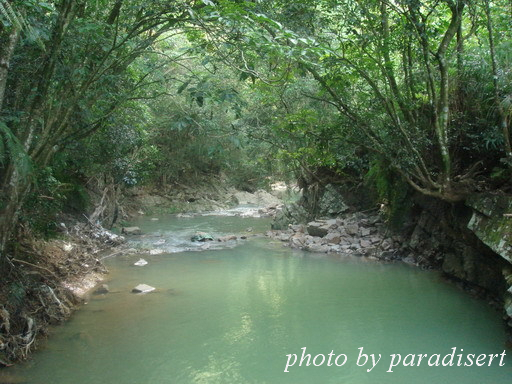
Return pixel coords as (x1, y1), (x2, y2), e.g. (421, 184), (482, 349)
(0, 221), (123, 365)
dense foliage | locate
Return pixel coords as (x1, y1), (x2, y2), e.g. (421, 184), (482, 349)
(1, 0), (511, 255)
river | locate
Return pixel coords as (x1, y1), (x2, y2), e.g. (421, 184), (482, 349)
(5, 210), (512, 383)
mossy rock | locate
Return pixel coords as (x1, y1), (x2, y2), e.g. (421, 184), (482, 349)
(191, 232), (214, 242)
(466, 194), (512, 264)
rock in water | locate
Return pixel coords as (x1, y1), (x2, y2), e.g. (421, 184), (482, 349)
(122, 226), (142, 235)
(191, 232), (214, 242)
(94, 284), (109, 295)
(132, 284), (155, 294)
(218, 235), (237, 242)
(134, 258), (148, 266)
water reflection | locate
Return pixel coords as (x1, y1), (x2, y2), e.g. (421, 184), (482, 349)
(9, 213), (512, 384)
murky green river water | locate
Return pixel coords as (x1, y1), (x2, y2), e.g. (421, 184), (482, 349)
(5, 211), (512, 383)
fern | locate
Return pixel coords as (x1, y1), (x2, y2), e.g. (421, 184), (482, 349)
(0, 0), (46, 50)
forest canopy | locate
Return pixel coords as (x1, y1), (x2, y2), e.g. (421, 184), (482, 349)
(0, 0), (511, 255)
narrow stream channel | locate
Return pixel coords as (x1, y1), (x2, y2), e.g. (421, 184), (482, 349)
(6, 211), (512, 383)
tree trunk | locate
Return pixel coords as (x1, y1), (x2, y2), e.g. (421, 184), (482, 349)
(0, 166), (31, 256)
(0, 0), (78, 258)
(435, 1), (465, 189)
(484, 0), (512, 159)
(0, 26), (20, 112)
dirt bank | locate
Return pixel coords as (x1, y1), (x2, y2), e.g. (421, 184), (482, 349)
(0, 222), (123, 366)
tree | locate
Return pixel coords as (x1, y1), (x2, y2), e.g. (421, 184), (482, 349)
(196, 0), (512, 202)
(0, 0), (201, 256)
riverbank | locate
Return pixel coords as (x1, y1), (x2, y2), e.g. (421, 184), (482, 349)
(121, 181), (290, 217)
(266, 188), (512, 346)
(7, 210), (512, 384)
(0, 183), (286, 366)
(0, 221), (124, 366)
(2, 180), (510, 368)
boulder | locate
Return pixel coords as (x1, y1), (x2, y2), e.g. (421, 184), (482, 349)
(307, 221), (329, 237)
(132, 284), (156, 294)
(360, 239), (372, 248)
(504, 294), (512, 317)
(289, 224), (305, 233)
(325, 219), (338, 229)
(306, 244), (330, 253)
(191, 232), (214, 242)
(317, 184), (349, 216)
(324, 232), (341, 244)
(94, 284), (109, 295)
(122, 226), (142, 236)
(290, 234), (305, 248)
(466, 194), (512, 263)
(381, 240), (393, 250)
(345, 224), (359, 236)
(271, 203), (309, 230)
(278, 232), (292, 242)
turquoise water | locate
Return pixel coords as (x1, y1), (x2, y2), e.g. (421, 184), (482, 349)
(6, 213), (512, 383)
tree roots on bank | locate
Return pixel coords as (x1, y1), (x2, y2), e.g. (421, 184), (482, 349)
(0, 271), (77, 364)
(0, 221), (120, 365)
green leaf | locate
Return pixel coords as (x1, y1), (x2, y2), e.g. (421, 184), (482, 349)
(177, 80), (191, 94)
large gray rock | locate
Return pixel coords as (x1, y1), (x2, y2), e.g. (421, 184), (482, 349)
(289, 224), (305, 233)
(466, 194), (512, 264)
(290, 234), (305, 248)
(325, 219), (338, 229)
(361, 228), (371, 237)
(345, 224), (359, 236)
(442, 245), (503, 292)
(93, 284), (109, 295)
(271, 203), (309, 230)
(324, 232), (341, 244)
(360, 239), (372, 248)
(305, 244), (330, 253)
(122, 226), (142, 235)
(306, 221), (329, 237)
(317, 184), (349, 216)
(191, 232), (214, 242)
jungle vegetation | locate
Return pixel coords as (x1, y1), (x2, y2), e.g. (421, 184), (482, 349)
(0, 0), (511, 257)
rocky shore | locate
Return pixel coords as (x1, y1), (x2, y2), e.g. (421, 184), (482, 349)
(266, 211), (405, 262)
(266, 190), (512, 342)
